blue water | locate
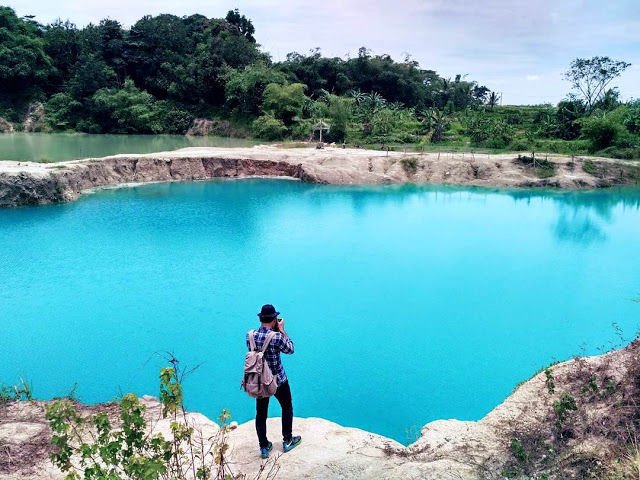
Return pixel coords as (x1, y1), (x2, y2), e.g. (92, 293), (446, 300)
(1, 180), (639, 444)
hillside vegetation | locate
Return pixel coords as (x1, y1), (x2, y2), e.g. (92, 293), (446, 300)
(0, 6), (638, 160)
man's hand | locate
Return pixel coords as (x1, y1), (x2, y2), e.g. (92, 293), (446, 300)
(277, 318), (287, 336)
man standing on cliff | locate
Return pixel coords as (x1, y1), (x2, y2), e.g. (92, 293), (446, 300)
(247, 304), (302, 458)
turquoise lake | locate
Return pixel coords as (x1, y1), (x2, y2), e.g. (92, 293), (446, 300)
(1, 180), (639, 444)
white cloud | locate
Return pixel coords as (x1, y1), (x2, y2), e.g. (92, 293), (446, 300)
(526, 75), (541, 81)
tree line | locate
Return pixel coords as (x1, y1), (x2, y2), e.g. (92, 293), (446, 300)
(0, 7), (490, 134)
(0, 6), (637, 159)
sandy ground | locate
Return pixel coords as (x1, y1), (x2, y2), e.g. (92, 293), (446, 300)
(1, 144), (638, 187)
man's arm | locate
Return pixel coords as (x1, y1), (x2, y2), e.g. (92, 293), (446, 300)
(277, 319), (294, 354)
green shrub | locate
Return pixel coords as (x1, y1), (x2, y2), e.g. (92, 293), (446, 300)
(89, 79), (164, 134)
(484, 137), (508, 149)
(252, 114), (287, 140)
(553, 392), (577, 425)
(510, 437), (528, 463)
(598, 146), (640, 160)
(544, 368), (555, 394)
(583, 160), (598, 175)
(509, 138), (530, 151)
(45, 93), (82, 130)
(401, 158), (418, 175)
(0, 378), (32, 404)
(45, 362), (267, 480)
(262, 82), (306, 125)
(624, 100), (640, 134)
(154, 101), (194, 134)
(582, 116), (623, 151)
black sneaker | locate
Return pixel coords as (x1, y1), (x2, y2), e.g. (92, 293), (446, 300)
(283, 435), (302, 453)
(260, 441), (273, 459)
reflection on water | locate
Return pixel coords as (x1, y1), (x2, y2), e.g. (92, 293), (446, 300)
(509, 188), (640, 244)
(0, 133), (262, 162)
(553, 211), (606, 244)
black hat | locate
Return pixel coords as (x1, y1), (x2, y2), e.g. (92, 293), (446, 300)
(258, 304), (279, 320)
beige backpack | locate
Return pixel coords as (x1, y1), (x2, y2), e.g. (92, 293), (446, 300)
(241, 330), (278, 398)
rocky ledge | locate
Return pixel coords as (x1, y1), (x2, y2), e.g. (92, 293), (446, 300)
(2, 340), (639, 480)
(1, 145), (639, 207)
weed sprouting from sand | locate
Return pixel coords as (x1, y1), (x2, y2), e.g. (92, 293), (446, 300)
(0, 378), (32, 404)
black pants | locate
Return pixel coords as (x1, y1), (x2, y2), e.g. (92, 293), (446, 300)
(255, 381), (293, 448)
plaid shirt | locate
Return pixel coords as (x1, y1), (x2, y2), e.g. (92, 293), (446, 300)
(246, 327), (294, 385)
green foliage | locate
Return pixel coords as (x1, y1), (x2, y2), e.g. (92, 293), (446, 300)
(0, 378), (33, 403)
(400, 158), (418, 175)
(47, 393), (172, 480)
(0, 7), (53, 90)
(510, 437), (528, 464)
(419, 108), (450, 143)
(553, 392), (578, 425)
(45, 93), (82, 129)
(464, 113), (513, 148)
(225, 9), (255, 42)
(623, 100), (640, 134)
(45, 362), (258, 480)
(516, 154), (557, 178)
(544, 368), (555, 395)
(581, 115), (623, 151)
(225, 63), (287, 115)
(90, 80), (163, 133)
(1, 5), (637, 158)
(278, 48), (445, 108)
(556, 99), (586, 140)
(564, 57), (631, 113)
(323, 95), (352, 142)
(262, 82), (306, 125)
(87, 79), (192, 134)
(581, 374), (599, 394)
(252, 114), (286, 140)
(583, 160), (598, 176)
(66, 53), (117, 99)
(159, 367), (182, 418)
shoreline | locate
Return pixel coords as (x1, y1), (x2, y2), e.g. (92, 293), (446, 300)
(1, 145), (639, 207)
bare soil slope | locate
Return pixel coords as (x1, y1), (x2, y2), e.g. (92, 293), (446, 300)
(1, 146), (639, 207)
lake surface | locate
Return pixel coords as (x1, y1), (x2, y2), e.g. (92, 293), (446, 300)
(0, 133), (261, 162)
(1, 181), (639, 444)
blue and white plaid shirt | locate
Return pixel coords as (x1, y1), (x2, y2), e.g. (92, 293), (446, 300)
(246, 327), (294, 385)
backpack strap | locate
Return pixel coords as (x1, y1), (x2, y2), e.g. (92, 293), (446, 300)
(248, 330), (257, 351)
(261, 331), (277, 353)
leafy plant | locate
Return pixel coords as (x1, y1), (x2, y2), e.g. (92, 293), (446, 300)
(582, 159), (598, 176)
(0, 378), (33, 404)
(553, 392), (577, 426)
(544, 368), (555, 395)
(252, 114), (287, 140)
(581, 115), (623, 151)
(46, 361), (278, 480)
(400, 158), (418, 175)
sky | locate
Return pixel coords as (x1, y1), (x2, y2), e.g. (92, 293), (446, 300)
(10, 0), (640, 105)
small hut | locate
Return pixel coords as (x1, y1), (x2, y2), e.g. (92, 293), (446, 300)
(312, 120), (330, 147)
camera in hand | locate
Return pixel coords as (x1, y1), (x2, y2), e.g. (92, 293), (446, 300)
(273, 318), (281, 332)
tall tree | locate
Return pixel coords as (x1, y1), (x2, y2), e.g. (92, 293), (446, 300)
(225, 9), (255, 42)
(0, 7), (53, 91)
(564, 56), (631, 113)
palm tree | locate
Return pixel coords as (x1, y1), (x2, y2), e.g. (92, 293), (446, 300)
(487, 91), (501, 110)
